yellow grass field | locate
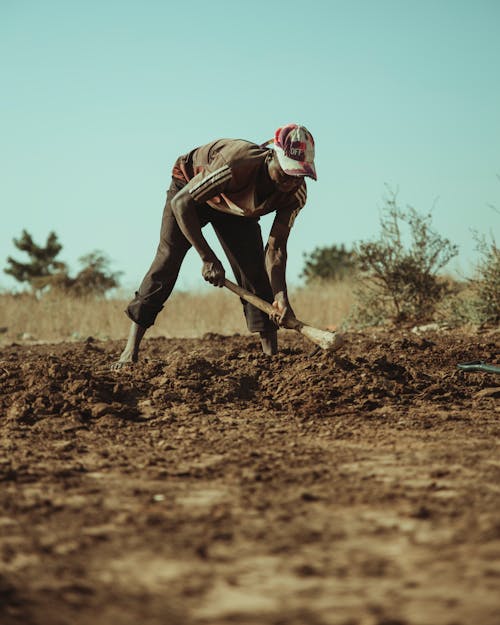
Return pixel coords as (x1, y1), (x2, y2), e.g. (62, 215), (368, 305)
(0, 281), (354, 343)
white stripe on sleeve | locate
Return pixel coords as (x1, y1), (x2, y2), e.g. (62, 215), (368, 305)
(189, 165), (232, 202)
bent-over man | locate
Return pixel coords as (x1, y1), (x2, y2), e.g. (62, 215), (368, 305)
(114, 123), (317, 366)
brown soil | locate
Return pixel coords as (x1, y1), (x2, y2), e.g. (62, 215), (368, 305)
(1, 327), (499, 625)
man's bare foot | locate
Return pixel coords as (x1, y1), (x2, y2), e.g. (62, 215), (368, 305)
(260, 330), (277, 356)
(110, 322), (147, 370)
(110, 351), (137, 371)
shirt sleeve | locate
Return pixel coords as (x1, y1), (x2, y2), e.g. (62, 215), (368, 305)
(184, 161), (233, 205)
(273, 182), (307, 230)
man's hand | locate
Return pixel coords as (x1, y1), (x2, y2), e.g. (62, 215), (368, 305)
(270, 291), (296, 326)
(202, 258), (225, 287)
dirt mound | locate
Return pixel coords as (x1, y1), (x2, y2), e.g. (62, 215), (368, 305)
(1, 327), (499, 624)
(2, 329), (497, 424)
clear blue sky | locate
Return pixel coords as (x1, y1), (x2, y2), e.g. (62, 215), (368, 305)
(1, 0), (499, 293)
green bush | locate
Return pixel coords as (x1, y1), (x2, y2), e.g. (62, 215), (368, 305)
(471, 233), (500, 324)
(439, 172), (499, 325)
(447, 233), (500, 326)
(301, 244), (357, 283)
(351, 188), (458, 325)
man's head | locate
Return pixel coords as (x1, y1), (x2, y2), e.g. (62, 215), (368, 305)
(273, 124), (317, 181)
(267, 152), (304, 192)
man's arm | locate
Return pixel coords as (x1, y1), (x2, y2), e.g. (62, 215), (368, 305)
(265, 180), (306, 324)
(265, 215), (296, 325)
(171, 187), (225, 287)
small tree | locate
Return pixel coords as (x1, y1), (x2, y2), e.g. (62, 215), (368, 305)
(4, 230), (66, 293)
(4, 230), (121, 297)
(41, 251), (122, 297)
(71, 252), (122, 297)
(301, 244), (358, 283)
(353, 188), (458, 324)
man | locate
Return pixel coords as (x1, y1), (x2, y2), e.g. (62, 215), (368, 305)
(114, 124), (317, 366)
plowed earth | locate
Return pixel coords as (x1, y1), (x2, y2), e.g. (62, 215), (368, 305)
(1, 328), (499, 625)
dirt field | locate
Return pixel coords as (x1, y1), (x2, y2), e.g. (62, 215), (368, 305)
(1, 327), (499, 625)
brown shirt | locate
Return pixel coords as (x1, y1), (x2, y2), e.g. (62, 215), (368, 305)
(172, 139), (307, 229)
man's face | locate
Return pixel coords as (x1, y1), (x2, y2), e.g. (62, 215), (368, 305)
(267, 154), (304, 192)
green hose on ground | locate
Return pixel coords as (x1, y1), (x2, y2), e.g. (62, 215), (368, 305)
(457, 361), (500, 373)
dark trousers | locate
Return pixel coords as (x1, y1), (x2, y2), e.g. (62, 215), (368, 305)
(126, 177), (276, 333)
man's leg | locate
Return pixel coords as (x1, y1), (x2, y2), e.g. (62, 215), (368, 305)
(209, 210), (278, 355)
(114, 179), (191, 366)
(112, 322), (147, 368)
(259, 330), (278, 356)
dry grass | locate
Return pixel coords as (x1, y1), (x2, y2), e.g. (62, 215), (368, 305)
(292, 280), (354, 330)
(0, 281), (355, 343)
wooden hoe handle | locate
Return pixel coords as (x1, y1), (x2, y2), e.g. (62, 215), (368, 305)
(223, 279), (276, 318)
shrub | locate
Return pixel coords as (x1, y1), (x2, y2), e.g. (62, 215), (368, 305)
(471, 233), (500, 324)
(352, 188), (458, 325)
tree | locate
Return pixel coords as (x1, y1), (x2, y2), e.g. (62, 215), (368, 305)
(4, 230), (66, 293)
(301, 244), (358, 283)
(4, 230), (121, 297)
(71, 252), (122, 297)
